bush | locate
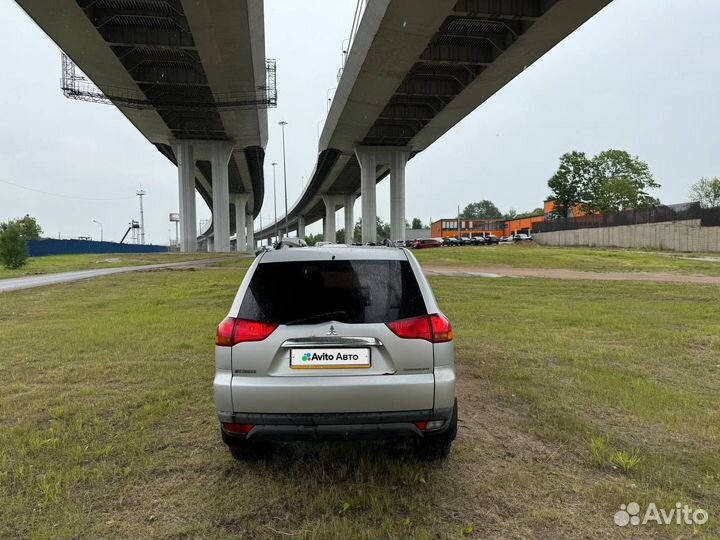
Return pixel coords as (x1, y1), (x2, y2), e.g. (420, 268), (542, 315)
(0, 222), (29, 269)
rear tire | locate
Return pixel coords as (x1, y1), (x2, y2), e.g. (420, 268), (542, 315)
(222, 430), (268, 461)
(415, 400), (458, 461)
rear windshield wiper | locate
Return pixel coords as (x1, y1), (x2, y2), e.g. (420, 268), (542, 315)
(284, 310), (348, 326)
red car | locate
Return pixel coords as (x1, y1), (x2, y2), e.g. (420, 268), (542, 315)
(410, 238), (443, 249)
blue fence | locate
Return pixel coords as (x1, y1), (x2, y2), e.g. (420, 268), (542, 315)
(29, 239), (169, 257)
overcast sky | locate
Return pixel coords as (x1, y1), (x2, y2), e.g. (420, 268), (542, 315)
(2, 0), (720, 243)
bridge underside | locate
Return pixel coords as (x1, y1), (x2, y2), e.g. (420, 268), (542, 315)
(258, 0), (610, 244)
(18, 0), (272, 252)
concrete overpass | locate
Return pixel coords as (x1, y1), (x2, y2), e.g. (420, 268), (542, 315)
(16, 0), (274, 252)
(257, 0), (612, 244)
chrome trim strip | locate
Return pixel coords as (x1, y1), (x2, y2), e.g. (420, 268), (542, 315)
(281, 337), (383, 348)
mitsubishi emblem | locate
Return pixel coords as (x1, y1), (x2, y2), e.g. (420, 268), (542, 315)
(327, 325), (337, 336)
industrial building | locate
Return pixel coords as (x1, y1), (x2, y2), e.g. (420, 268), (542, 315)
(430, 201), (583, 239)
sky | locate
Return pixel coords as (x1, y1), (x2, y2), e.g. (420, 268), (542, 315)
(1, 0), (720, 243)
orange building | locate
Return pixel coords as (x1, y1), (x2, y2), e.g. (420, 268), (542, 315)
(430, 218), (505, 239)
(430, 200), (589, 240)
(430, 213), (544, 239)
(543, 199), (586, 217)
(502, 214), (545, 236)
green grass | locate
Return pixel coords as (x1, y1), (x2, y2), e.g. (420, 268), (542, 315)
(0, 252), (238, 279)
(0, 259), (719, 538)
(414, 243), (720, 275)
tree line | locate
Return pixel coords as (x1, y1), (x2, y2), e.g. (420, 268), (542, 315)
(461, 149), (720, 224)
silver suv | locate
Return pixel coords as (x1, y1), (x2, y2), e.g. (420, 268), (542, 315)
(214, 246), (457, 460)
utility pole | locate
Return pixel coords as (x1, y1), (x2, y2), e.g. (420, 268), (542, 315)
(279, 121), (289, 238)
(457, 205), (461, 239)
(272, 162), (279, 241)
(137, 189), (146, 244)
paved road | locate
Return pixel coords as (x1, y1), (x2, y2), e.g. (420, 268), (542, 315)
(0, 257), (243, 293)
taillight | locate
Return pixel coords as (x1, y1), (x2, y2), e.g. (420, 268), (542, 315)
(222, 422), (254, 434)
(386, 314), (453, 343)
(429, 313), (453, 342)
(215, 317), (277, 346)
(386, 316), (432, 341)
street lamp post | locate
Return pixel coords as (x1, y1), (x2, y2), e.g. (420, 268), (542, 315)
(278, 121), (289, 237)
(271, 162), (279, 241)
(92, 219), (103, 242)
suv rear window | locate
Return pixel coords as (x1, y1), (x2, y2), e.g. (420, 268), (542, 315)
(238, 259), (427, 325)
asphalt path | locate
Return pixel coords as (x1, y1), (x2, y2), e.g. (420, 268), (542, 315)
(0, 257), (242, 293)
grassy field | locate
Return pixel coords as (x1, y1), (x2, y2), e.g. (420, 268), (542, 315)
(0, 252), (236, 280)
(0, 256), (719, 538)
(414, 243), (720, 275)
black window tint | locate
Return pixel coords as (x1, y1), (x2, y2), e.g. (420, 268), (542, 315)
(238, 259), (427, 324)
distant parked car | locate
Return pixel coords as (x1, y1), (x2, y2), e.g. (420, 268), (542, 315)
(442, 237), (460, 247)
(411, 238), (443, 249)
(459, 237), (474, 247)
(470, 236), (486, 246)
(483, 234), (500, 245)
(513, 234), (532, 242)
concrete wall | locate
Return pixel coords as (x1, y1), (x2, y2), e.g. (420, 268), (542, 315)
(405, 228), (430, 241)
(534, 220), (720, 252)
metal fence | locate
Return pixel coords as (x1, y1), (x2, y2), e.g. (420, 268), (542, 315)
(29, 239), (168, 257)
(533, 204), (720, 233)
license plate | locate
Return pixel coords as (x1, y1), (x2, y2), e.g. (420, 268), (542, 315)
(290, 348), (371, 369)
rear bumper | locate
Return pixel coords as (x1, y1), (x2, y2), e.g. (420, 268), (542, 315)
(219, 408), (454, 442)
(220, 372), (436, 414)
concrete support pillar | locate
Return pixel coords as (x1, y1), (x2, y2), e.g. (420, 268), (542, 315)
(344, 194), (356, 244)
(245, 212), (254, 252)
(234, 194), (250, 252)
(322, 194), (338, 242)
(355, 148), (377, 244)
(389, 151), (409, 242)
(210, 142), (234, 252)
(297, 215), (306, 240)
(174, 141), (197, 252)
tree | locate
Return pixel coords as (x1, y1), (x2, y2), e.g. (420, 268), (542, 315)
(336, 228), (345, 244)
(411, 218), (425, 229)
(690, 177), (720, 209)
(547, 150), (660, 216)
(0, 221), (29, 269)
(352, 217), (392, 243)
(505, 208), (517, 220)
(460, 200), (503, 219)
(304, 233), (324, 246)
(353, 219), (362, 243)
(515, 208), (544, 219)
(547, 151), (593, 219)
(585, 150), (659, 214)
(376, 217), (391, 243)
(1, 214), (42, 240)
